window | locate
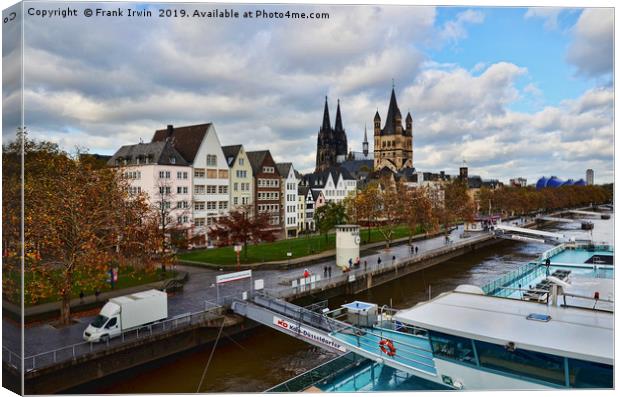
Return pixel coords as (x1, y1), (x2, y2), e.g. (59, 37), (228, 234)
(195, 202), (205, 211)
(105, 317), (117, 329)
(474, 339), (565, 386)
(218, 185), (228, 194)
(219, 170), (228, 179)
(234, 182), (238, 191)
(206, 185), (217, 194)
(195, 185), (205, 194)
(177, 171), (188, 179)
(429, 331), (476, 365)
(207, 169), (217, 178)
(159, 186), (171, 195)
(194, 169), (205, 178)
(194, 218), (205, 227)
(170, 157), (176, 164)
(233, 197), (238, 205)
(262, 166), (274, 173)
(219, 201), (228, 210)
(568, 358), (613, 388)
(242, 197), (249, 204)
(206, 154), (217, 166)
(239, 158), (244, 165)
(207, 201), (217, 210)
(236, 170), (247, 178)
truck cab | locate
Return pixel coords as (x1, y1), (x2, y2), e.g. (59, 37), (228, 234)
(83, 302), (121, 342)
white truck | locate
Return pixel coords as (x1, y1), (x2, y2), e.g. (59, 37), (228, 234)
(83, 289), (168, 342)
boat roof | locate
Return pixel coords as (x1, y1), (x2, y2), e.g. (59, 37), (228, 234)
(394, 291), (613, 365)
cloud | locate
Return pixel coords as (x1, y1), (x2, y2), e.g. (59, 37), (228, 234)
(524, 7), (563, 30)
(438, 9), (485, 44)
(566, 8), (613, 77)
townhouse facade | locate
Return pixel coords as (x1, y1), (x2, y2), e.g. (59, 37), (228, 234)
(152, 124), (229, 246)
(247, 150), (283, 236)
(223, 145), (254, 211)
(301, 166), (357, 204)
(107, 140), (193, 228)
(276, 163), (299, 239)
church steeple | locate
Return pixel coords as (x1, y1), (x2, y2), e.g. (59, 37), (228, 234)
(321, 96), (331, 131)
(334, 99), (343, 132)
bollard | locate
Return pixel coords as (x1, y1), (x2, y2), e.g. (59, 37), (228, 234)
(53, 350), (57, 363)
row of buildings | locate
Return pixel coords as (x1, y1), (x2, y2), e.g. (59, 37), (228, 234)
(107, 87), (500, 247)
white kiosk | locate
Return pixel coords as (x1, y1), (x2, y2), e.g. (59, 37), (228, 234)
(336, 225), (361, 270)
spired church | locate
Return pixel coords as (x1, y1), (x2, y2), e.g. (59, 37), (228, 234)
(314, 87), (414, 174)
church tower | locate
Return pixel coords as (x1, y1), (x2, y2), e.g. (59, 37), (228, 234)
(373, 85), (414, 171)
(315, 97), (348, 172)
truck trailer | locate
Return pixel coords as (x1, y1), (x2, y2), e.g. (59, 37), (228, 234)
(83, 289), (168, 342)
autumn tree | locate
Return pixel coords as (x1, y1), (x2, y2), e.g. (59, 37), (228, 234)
(435, 178), (476, 236)
(3, 134), (155, 324)
(345, 183), (381, 244)
(375, 176), (406, 248)
(403, 186), (436, 244)
(209, 206), (278, 260)
(314, 201), (348, 242)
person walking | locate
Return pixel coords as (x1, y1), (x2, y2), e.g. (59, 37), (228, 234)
(324, 266), (328, 278)
(415, 246), (418, 255)
(364, 260), (367, 272)
(392, 255), (396, 264)
(303, 268), (310, 278)
(377, 257), (382, 266)
(328, 266), (332, 278)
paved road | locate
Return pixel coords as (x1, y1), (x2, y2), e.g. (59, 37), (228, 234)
(4, 222), (511, 358)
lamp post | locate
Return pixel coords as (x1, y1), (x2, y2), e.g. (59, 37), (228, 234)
(234, 244), (242, 271)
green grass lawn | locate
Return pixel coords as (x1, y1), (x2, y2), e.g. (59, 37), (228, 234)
(3, 268), (177, 306)
(179, 225), (422, 266)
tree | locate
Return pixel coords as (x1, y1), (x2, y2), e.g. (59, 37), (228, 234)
(435, 178), (475, 236)
(208, 206), (278, 260)
(347, 183), (382, 244)
(2, 134), (156, 324)
(314, 202), (347, 242)
(403, 186), (436, 244)
(374, 176), (406, 248)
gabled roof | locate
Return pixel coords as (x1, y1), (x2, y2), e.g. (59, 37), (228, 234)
(222, 144), (243, 166)
(302, 166), (355, 188)
(107, 141), (189, 167)
(276, 162), (293, 178)
(246, 150), (279, 176)
(152, 123), (212, 163)
(298, 185), (310, 197)
(311, 189), (323, 201)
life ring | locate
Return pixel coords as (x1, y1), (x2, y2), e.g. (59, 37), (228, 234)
(379, 339), (396, 357)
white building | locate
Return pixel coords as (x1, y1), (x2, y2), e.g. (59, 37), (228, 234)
(152, 124), (229, 246)
(107, 140), (193, 228)
(223, 145), (254, 210)
(276, 163), (299, 239)
(301, 167), (357, 204)
(586, 169), (594, 185)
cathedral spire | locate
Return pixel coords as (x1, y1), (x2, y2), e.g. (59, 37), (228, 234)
(334, 99), (343, 132)
(363, 124), (369, 157)
(321, 96), (331, 131)
(383, 85), (401, 134)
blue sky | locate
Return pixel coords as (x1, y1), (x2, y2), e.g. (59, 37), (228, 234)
(1, 2), (614, 183)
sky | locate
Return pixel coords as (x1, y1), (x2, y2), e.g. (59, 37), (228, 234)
(1, 1), (615, 184)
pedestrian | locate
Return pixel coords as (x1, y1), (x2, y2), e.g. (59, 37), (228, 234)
(303, 268), (310, 278)
(79, 291), (85, 304)
(378, 257), (382, 266)
(324, 266), (328, 278)
(348, 258), (353, 268)
(328, 266), (332, 278)
(355, 257), (360, 267)
(415, 246), (418, 255)
(392, 255), (396, 264)
(410, 245), (413, 254)
(364, 260), (367, 271)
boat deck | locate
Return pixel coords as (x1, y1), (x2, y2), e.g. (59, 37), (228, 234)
(330, 326), (437, 376)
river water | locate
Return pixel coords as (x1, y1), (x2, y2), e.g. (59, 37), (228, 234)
(79, 214), (613, 393)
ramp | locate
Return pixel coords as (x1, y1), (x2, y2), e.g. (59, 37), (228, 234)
(537, 216), (575, 224)
(569, 210), (604, 218)
(231, 295), (349, 354)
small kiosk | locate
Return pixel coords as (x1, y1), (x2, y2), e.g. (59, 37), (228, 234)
(336, 225), (361, 270)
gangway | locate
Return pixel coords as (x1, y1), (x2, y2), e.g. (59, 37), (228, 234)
(231, 294), (350, 354)
(495, 224), (566, 244)
(569, 210), (606, 218)
(537, 216), (575, 224)
(231, 294), (441, 385)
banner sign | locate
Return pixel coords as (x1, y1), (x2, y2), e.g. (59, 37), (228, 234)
(216, 269), (252, 284)
(272, 316), (346, 352)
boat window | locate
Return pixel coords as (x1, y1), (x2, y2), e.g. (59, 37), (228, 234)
(428, 331), (477, 365)
(568, 358), (613, 388)
(475, 340), (565, 386)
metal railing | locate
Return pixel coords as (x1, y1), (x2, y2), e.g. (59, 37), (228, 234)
(2, 346), (21, 370)
(480, 262), (542, 296)
(19, 302), (223, 372)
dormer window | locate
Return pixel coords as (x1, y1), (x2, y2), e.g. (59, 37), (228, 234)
(170, 156), (176, 164)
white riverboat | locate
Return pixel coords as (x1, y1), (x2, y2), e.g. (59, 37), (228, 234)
(331, 286), (613, 390)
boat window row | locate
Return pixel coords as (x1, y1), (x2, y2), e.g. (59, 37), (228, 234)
(428, 331), (612, 388)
